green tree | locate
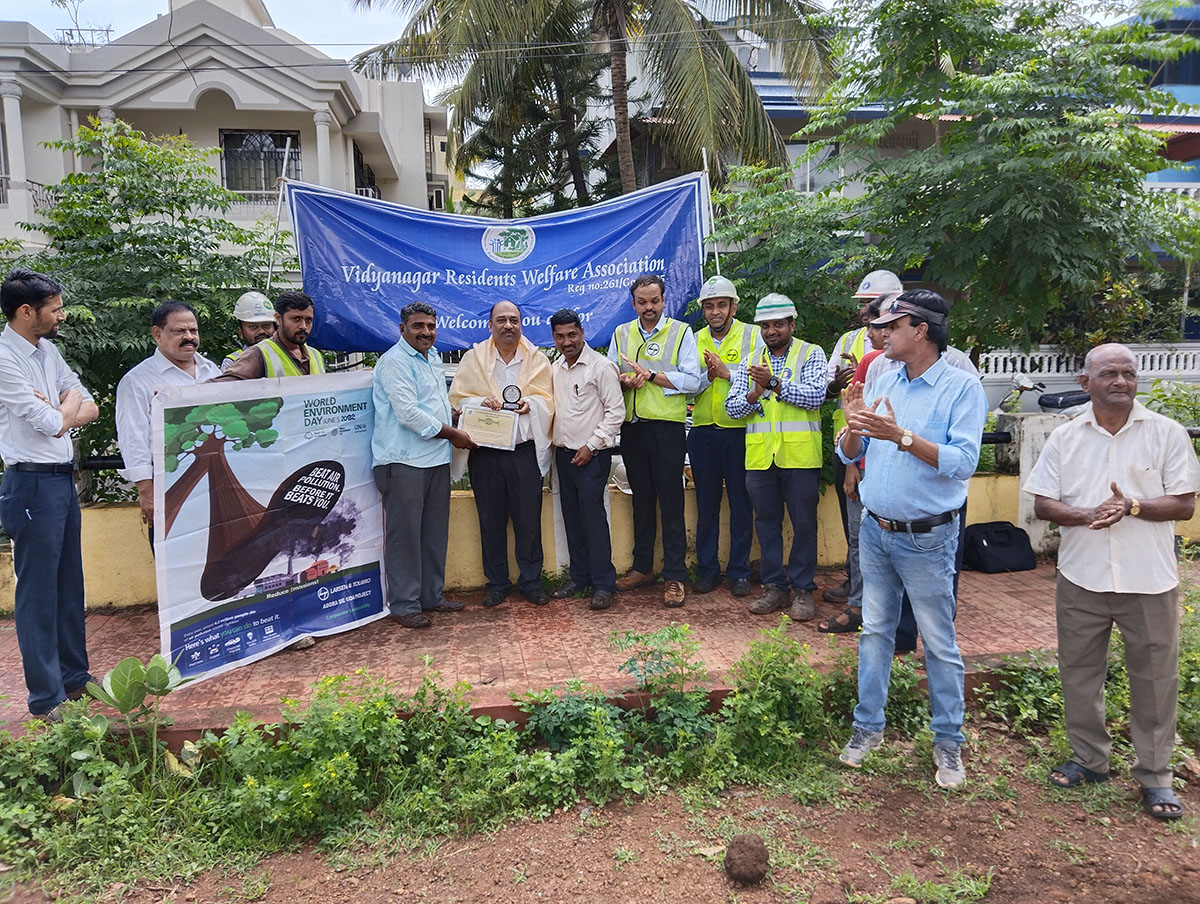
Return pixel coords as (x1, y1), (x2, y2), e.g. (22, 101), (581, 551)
(709, 163), (886, 344)
(162, 399), (283, 537)
(802, 0), (1200, 351)
(445, 4), (611, 212)
(5, 119), (286, 492)
(352, 0), (833, 194)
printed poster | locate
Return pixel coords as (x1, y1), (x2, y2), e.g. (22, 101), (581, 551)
(151, 372), (386, 682)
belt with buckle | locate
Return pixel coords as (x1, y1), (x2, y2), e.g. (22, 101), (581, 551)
(9, 461), (76, 474)
(867, 509), (956, 533)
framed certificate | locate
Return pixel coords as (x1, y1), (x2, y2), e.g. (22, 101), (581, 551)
(461, 406), (518, 451)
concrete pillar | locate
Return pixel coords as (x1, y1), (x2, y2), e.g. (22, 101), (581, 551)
(313, 110), (332, 186)
(997, 412), (1068, 555)
(1, 79), (30, 221)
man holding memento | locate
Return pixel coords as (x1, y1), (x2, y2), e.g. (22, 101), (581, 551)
(373, 301), (477, 628)
(450, 301), (554, 607)
(548, 308), (624, 610)
(725, 293), (827, 621)
(607, 274), (701, 607)
(688, 275), (761, 598)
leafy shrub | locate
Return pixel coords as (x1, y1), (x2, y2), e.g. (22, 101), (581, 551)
(714, 619), (833, 776)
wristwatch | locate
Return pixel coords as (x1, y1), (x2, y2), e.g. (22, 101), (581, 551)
(766, 375), (782, 392)
(899, 429), (914, 451)
(1129, 497), (1141, 517)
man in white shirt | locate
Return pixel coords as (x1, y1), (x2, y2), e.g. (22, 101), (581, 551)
(449, 301), (554, 607)
(548, 308), (624, 610)
(0, 268), (99, 719)
(1025, 343), (1200, 821)
(116, 301), (221, 545)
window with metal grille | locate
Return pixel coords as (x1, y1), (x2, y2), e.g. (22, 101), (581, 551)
(220, 130), (302, 194)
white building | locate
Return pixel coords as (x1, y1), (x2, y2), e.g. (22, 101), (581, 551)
(0, 0), (451, 245)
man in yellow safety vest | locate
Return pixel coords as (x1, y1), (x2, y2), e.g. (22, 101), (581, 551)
(725, 293), (828, 621)
(608, 274), (701, 607)
(214, 290), (327, 381)
(688, 274), (761, 598)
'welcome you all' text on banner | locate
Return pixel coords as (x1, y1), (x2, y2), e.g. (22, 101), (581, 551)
(286, 172), (709, 352)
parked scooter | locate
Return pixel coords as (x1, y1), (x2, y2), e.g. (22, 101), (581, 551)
(1038, 388), (1091, 419)
(992, 373), (1046, 415)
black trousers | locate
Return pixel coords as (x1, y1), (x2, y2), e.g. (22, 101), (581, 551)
(555, 446), (616, 592)
(620, 418), (687, 582)
(469, 441), (544, 594)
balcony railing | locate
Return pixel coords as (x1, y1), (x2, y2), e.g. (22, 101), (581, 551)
(0, 176), (50, 209)
(355, 186), (381, 199)
(229, 189), (279, 205)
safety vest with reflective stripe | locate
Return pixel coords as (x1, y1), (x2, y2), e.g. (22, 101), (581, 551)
(831, 327), (869, 434)
(613, 318), (688, 423)
(692, 320), (759, 428)
(745, 340), (822, 470)
(258, 338), (326, 377)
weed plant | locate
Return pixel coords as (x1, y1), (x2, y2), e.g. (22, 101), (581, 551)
(3, 610), (1198, 898)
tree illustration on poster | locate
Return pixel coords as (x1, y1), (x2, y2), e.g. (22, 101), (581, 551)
(162, 399), (347, 602)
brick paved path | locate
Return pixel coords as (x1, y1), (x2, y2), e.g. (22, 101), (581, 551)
(0, 564), (1059, 734)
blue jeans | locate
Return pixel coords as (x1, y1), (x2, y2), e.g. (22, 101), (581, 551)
(687, 425), (751, 581)
(0, 469), (91, 714)
(854, 516), (965, 745)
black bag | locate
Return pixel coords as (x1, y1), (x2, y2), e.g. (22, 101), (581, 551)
(962, 521), (1036, 573)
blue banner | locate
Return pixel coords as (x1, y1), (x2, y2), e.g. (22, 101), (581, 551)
(286, 173), (709, 352)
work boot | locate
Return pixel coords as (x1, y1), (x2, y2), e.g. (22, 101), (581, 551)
(748, 585), (788, 615)
(789, 589), (815, 621)
(616, 570), (655, 591)
(663, 581), (686, 608)
(823, 579), (851, 603)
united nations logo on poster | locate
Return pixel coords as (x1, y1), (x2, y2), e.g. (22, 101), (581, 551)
(482, 225), (536, 263)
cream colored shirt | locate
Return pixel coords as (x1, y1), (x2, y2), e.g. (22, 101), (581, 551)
(1023, 401), (1200, 593)
(493, 349), (534, 444)
(551, 345), (624, 451)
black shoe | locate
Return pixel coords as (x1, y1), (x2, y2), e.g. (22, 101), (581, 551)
(523, 588), (550, 606)
(392, 612), (432, 629)
(483, 589), (509, 608)
(30, 704), (64, 722)
(730, 578), (752, 598)
(424, 599), (465, 613)
(551, 581), (580, 599)
(823, 579), (851, 604)
(590, 589), (614, 610)
(692, 575), (719, 594)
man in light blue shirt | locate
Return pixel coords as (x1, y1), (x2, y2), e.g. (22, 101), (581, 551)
(372, 301), (476, 628)
(835, 290), (986, 789)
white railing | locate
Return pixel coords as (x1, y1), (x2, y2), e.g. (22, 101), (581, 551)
(355, 186), (381, 199)
(979, 342), (1200, 410)
(1145, 182), (1200, 199)
(229, 190), (279, 205)
(978, 343), (1200, 379)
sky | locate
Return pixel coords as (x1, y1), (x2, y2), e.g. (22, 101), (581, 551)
(3, 0), (410, 58)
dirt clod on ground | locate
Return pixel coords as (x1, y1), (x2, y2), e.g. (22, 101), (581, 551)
(724, 833), (769, 884)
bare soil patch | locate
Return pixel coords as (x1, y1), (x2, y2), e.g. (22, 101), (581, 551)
(15, 732), (1198, 904)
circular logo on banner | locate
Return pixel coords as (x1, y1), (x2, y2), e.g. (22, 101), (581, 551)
(482, 225), (536, 263)
(646, 342), (662, 357)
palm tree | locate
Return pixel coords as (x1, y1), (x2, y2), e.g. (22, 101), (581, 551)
(352, 0), (833, 194)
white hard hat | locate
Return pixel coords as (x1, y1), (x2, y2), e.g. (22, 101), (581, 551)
(754, 292), (798, 323)
(697, 274), (739, 303)
(853, 270), (904, 298)
(234, 291), (274, 322)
